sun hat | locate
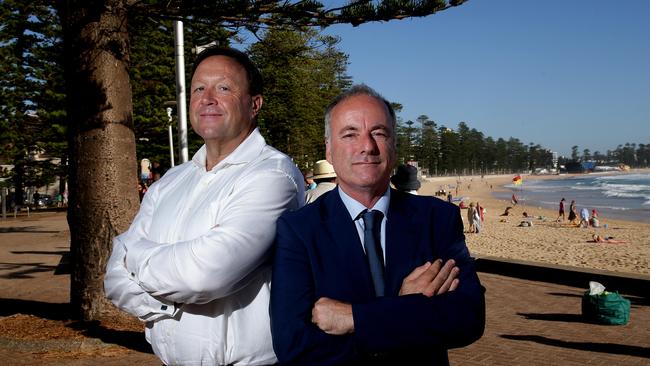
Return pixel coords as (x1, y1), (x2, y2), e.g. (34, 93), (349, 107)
(312, 160), (336, 180)
(391, 164), (421, 191)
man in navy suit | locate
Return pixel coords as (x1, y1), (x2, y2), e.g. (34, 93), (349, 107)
(271, 85), (485, 365)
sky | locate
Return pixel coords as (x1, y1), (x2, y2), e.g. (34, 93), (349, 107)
(316, 0), (650, 156)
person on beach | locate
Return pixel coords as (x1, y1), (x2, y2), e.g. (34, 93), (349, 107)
(104, 47), (304, 366)
(590, 209), (600, 227)
(568, 199), (578, 223)
(579, 207), (590, 228)
(467, 202), (477, 233)
(473, 202), (482, 233)
(270, 85), (485, 365)
(556, 198), (566, 222)
(589, 234), (628, 244)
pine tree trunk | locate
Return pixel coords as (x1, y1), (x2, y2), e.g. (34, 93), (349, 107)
(58, 0), (139, 321)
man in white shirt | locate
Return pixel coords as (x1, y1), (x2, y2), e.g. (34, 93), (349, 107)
(104, 47), (304, 365)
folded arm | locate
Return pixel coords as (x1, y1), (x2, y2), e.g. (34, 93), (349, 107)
(124, 169), (301, 305)
(353, 209), (484, 352)
(104, 235), (177, 321)
(104, 185), (177, 321)
(271, 208), (485, 364)
(312, 258), (461, 334)
(271, 216), (358, 365)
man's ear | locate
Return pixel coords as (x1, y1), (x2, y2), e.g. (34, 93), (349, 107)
(251, 95), (263, 117)
(325, 139), (332, 163)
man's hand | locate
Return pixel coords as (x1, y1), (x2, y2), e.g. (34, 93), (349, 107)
(311, 297), (354, 335)
(399, 259), (460, 297)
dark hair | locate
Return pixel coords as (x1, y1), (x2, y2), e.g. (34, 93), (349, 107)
(191, 46), (263, 96)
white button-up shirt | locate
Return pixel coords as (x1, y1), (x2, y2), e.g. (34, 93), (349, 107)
(104, 128), (304, 365)
(338, 186), (390, 261)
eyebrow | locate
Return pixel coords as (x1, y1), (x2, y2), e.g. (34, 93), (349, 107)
(370, 125), (390, 132)
(338, 125), (359, 135)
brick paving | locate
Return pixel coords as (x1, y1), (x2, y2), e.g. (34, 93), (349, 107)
(1, 212), (649, 365)
(449, 273), (650, 365)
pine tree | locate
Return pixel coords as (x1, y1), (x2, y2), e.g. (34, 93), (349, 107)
(0, 1), (66, 204)
(52, 0), (467, 320)
(250, 27), (351, 168)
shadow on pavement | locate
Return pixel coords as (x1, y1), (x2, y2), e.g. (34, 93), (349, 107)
(517, 312), (586, 323)
(548, 290), (649, 306)
(0, 262), (59, 279)
(0, 249), (69, 278)
(547, 292), (582, 298)
(0, 298), (71, 320)
(0, 227), (60, 233)
(69, 321), (153, 354)
(0, 298), (153, 355)
(500, 334), (650, 359)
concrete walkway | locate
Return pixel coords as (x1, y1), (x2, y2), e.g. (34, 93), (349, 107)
(1, 212), (648, 365)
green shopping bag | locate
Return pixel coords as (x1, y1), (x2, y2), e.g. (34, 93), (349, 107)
(581, 290), (631, 325)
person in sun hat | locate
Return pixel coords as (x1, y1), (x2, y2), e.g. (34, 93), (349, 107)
(390, 163), (421, 194)
(305, 159), (337, 204)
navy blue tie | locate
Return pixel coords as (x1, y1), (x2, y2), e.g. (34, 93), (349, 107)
(362, 210), (385, 297)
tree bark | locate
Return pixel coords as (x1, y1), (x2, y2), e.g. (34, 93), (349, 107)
(58, 0), (139, 321)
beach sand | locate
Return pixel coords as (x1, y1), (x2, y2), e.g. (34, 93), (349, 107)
(419, 173), (650, 277)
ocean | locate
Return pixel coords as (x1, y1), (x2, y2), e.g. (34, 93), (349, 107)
(494, 173), (650, 223)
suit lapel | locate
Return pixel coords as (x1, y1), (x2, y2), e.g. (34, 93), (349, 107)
(322, 191), (376, 299)
(385, 189), (422, 295)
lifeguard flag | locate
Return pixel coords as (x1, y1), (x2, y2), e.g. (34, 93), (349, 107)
(513, 175), (523, 185)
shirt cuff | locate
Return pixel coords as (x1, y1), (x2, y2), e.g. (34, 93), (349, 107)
(125, 238), (163, 279)
(139, 297), (180, 321)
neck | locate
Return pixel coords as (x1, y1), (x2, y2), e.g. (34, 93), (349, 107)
(203, 127), (254, 171)
(339, 183), (388, 209)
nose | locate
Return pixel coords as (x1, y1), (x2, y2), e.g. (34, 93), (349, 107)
(200, 87), (217, 105)
(359, 131), (379, 155)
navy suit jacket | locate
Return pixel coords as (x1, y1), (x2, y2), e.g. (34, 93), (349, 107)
(271, 188), (485, 365)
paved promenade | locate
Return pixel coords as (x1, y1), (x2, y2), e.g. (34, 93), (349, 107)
(1, 212), (648, 365)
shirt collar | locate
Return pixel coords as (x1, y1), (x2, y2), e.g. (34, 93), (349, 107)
(338, 186), (390, 221)
(191, 127), (266, 172)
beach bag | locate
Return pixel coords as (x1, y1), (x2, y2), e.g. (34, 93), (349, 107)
(581, 290), (630, 325)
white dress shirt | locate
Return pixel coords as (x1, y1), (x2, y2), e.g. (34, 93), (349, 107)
(338, 186), (390, 262)
(104, 128), (304, 365)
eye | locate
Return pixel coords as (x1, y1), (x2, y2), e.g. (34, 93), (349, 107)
(372, 130), (389, 138)
(192, 86), (204, 93)
(218, 85), (231, 92)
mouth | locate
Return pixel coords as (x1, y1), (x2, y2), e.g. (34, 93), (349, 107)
(353, 160), (381, 166)
(199, 108), (224, 117)
(200, 112), (223, 117)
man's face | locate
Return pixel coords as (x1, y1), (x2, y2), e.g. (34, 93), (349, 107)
(326, 94), (396, 195)
(189, 55), (262, 144)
